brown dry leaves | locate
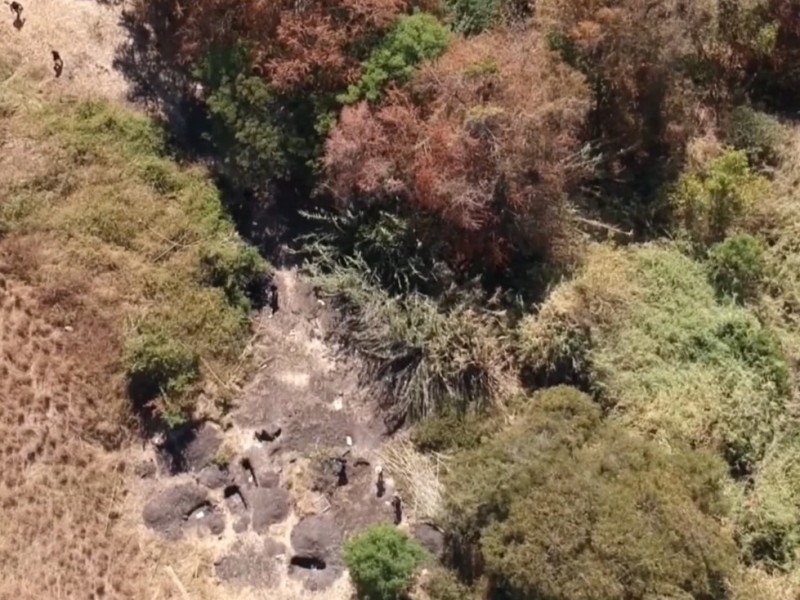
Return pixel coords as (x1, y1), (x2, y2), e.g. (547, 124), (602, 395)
(325, 30), (591, 267)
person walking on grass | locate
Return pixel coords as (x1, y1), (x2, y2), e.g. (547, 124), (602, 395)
(52, 50), (63, 78)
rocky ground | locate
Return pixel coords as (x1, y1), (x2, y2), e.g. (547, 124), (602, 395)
(133, 271), (444, 596)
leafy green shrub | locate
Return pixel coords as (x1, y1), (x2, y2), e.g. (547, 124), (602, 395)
(737, 426), (800, 569)
(445, 387), (737, 600)
(195, 46), (324, 191)
(340, 14), (451, 104)
(136, 156), (183, 194)
(708, 234), (766, 301)
(199, 240), (271, 310)
(124, 329), (200, 406)
(518, 245), (789, 472)
(447, 0), (499, 34)
(724, 106), (786, 167)
(670, 149), (771, 243)
(344, 525), (429, 600)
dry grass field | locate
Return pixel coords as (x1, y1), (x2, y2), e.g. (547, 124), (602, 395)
(0, 3), (262, 596)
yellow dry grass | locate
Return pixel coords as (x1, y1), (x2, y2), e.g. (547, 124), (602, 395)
(0, 0), (130, 102)
(0, 10), (262, 598)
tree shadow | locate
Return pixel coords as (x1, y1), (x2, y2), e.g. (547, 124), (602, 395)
(110, 9), (314, 266)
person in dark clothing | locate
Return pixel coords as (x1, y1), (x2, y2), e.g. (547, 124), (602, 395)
(391, 494), (402, 525)
(51, 50), (63, 78)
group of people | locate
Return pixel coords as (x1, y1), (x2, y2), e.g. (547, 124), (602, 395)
(6, 1), (64, 77)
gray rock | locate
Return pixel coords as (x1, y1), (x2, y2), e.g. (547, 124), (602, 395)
(215, 541), (278, 587)
(412, 523), (445, 559)
(233, 515), (251, 533)
(197, 464), (233, 489)
(244, 446), (280, 488)
(187, 505), (225, 537)
(183, 425), (222, 472)
(247, 487), (291, 532)
(289, 515), (344, 590)
(143, 483), (209, 539)
(134, 460), (156, 479)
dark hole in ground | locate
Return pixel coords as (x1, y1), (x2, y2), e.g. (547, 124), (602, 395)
(332, 458), (348, 486)
(241, 457), (258, 487)
(290, 556), (326, 570)
(255, 427), (281, 443)
(224, 485), (248, 508)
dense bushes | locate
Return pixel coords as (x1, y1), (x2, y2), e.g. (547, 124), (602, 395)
(326, 28), (590, 270)
(307, 255), (512, 421)
(518, 245), (789, 472)
(128, 0), (800, 592)
(36, 99), (269, 428)
(344, 525), (429, 600)
(723, 106), (786, 167)
(444, 387), (737, 600)
(199, 238), (270, 310)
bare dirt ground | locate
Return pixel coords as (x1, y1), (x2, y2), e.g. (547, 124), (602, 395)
(0, 2), (436, 598)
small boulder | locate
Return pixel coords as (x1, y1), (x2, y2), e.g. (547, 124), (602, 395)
(289, 515), (344, 590)
(412, 523), (445, 559)
(247, 487), (291, 532)
(183, 424), (223, 472)
(134, 460), (156, 479)
(143, 483), (208, 539)
(244, 446), (280, 488)
(187, 505), (226, 537)
(198, 464), (233, 489)
(215, 540), (279, 587)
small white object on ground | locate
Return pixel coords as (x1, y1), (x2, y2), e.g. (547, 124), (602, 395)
(345, 435), (353, 447)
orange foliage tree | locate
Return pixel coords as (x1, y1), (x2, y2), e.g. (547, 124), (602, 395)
(324, 30), (591, 270)
(535, 0), (717, 189)
(133, 0), (437, 94)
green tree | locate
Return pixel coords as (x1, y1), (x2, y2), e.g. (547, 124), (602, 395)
(708, 234), (766, 302)
(340, 14), (451, 104)
(670, 149), (771, 244)
(445, 387), (737, 600)
(344, 525), (429, 600)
